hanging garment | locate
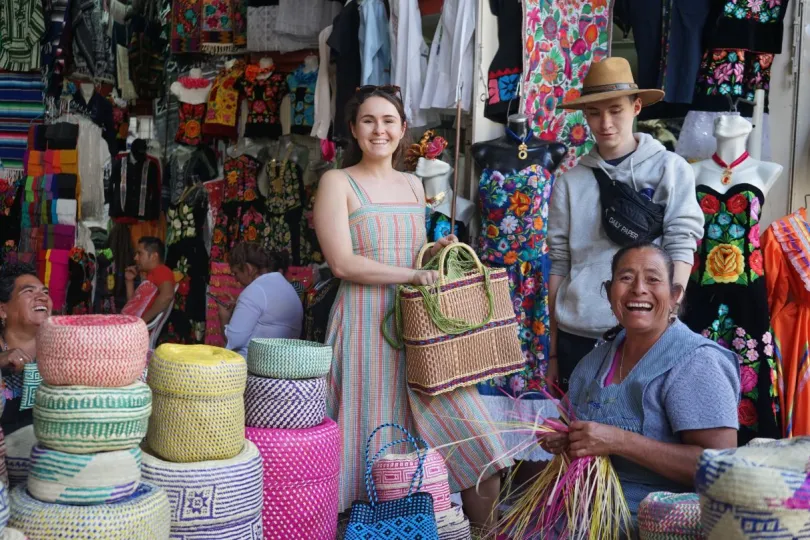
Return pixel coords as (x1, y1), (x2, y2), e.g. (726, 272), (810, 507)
(694, 49), (775, 115)
(128, 0), (167, 100)
(171, 0), (203, 53)
(203, 61), (245, 139)
(108, 153), (162, 221)
(484, 0), (524, 123)
(164, 184), (210, 344)
(420, 0), (476, 111)
(205, 262), (244, 346)
(65, 91), (118, 157)
(263, 149), (314, 266)
(325, 172), (511, 511)
(246, 1), (319, 53)
(237, 66), (289, 139)
(683, 184), (780, 445)
(0, 0), (45, 72)
(327, 1), (361, 142)
(175, 103), (207, 146)
(212, 154), (266, 263)
(65, 247), (96, 315)
(475, 164), (556, 461)
(705, 0), (789, 54)
(71, 0), (115, 82)
(520, 0), (609, 173)
(311, 26), (335, 140)
(201, 0), (236, 53)
(763, 208), (810, 437)
(286, 66), (318, 135)
(358, 0), (391, 86)
(389, 0), (435, 128)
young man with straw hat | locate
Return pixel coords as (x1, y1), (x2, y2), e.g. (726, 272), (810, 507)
(546, 57), (704, 392)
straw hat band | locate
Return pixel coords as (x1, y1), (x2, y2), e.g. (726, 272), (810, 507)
(582, 83), (639, 95)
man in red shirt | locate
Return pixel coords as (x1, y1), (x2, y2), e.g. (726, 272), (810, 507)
(125, 236), (175, 323)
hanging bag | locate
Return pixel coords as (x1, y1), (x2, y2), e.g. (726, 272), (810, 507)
(592, 168), (665, 246)
(383, 242), (524, 396)
(345, 423), (439, 540)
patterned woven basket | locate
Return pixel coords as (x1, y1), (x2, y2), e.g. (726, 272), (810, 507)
(141, 440), (263, 539)
(638, 492), (703, 539)
(696, 437), (810, 539)
(436, 505), (472, 540)
(33, 383), (152, 454)
(0, 429), (7, 487)
(6, 426), (35, 487)
(246, 418), (340, 540)
(146, 344), (247, 463)
(244, 375), (326, 429)
(9, 482), (170, 540)
(37, 315), (149, 387)
(371, 448), (452, 513)
(246, 339), (333, 380)
(0, 479), (8, 530)
(388, 243), (525, 396)
(28, 445), (142, 505)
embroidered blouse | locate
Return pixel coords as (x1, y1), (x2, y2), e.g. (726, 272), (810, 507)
(203, 61), (245, 139)
(237, 67), (288, 139)
(286, 66), (318, 135)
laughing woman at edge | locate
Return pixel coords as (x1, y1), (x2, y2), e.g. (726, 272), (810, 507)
(314, 86), (512, 527)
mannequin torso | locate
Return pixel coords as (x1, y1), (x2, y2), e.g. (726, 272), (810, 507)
(170, 68), (212, 104)
(415, 156), (474, 227)
(471, 115), (567, 173)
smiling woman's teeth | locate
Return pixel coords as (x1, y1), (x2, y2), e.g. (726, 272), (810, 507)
(33, 306), (47, 312)
(626, 302), (653, 311)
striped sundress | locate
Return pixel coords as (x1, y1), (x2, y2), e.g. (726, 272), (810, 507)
(325, 172), (512, 511)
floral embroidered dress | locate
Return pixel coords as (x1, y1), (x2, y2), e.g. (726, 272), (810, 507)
(286, 67), (318, 135)
(683, 184), (780, 444)
(476, 164), (556, 460)
(164, 184), (210, 344)
(237, 66), (288, 139)
(211, 154), (266, 263)
(176, 103), (206, 146)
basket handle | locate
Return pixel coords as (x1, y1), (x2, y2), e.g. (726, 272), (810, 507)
(364, 423), (430, 508)
(436, 242), (485, 287)
(416, 242), (435, 270)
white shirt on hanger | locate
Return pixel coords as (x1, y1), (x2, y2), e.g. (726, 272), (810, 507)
(390, 0), (437, 127)
(311, 25), (335, 140)
(420, 0), (476, 112)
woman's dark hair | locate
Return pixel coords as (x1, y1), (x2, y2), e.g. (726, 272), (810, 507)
(0, 263), (37, 304)
(602, 242), (683, 341)
(343, 87), (410, 168)
(229, 243), (290, 275)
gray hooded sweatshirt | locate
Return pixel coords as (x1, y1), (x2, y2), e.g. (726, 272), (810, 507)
(547, 132), (704, 339)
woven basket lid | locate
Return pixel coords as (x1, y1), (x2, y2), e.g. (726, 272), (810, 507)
(247, 338), (332, 379)
(149, 344), (247, 397)
(696, 437), (810, 510)
(638, 492), (702, 536)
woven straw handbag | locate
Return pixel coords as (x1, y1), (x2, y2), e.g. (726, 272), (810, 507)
(345, 423), (439, 540)
(384, 242), (524, 396)
(638, 492), (703, 540)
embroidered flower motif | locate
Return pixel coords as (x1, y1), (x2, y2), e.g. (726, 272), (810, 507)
(748, 223), (761, 247)
(717, 212), (733, 226)
(500, 215), (520, 234)
(739, 397), (758, 427)
(700, 194), (721, 214)
(740, 365), (758, 393)
(733, 337), (746, 351)
(726, 193), (749, 214)
(708, 224), (723, 240)
(706, 244), (745, 283)
(728, 224), (746, 239)
(509, 192), (531, 217)
(762, 331), (772, 344)
(749, 249), (764, 276)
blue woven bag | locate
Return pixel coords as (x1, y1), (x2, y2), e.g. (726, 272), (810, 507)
(345, 423), (439, 540)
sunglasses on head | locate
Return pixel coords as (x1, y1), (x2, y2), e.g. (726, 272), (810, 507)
(355, 85), (402, 101)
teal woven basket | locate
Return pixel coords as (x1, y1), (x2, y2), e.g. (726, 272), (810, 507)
(247, 339), (333, 379)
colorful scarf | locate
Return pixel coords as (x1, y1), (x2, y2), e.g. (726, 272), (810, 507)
(203, 61), (245, 139)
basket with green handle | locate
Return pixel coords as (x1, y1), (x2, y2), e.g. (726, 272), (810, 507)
(383, 242), (524, 396)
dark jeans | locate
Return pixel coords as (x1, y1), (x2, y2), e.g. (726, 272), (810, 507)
(557, 330), (598, 394)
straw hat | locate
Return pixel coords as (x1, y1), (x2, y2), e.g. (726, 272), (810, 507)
(560, 57), (664, 110)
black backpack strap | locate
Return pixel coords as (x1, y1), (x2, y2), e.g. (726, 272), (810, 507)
(591, 167), (614, 209)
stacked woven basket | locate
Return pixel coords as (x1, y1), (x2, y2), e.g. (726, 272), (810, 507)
(244, 338), (340, 539)
(372, 450), (472, 539)
(143, 344), (263, 538)
(9, 315), (170, 539)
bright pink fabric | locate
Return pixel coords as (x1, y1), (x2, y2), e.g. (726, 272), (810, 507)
(372, 449), (452, 512)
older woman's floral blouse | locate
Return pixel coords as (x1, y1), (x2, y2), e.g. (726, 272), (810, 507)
(684, 183), (780, 445)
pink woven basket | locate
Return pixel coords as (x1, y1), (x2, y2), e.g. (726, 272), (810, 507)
(371, 448), (452, 512)
(37, 315), (149, 387)
(246, 418), (340, 539)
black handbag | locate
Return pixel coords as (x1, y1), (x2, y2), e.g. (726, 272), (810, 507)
(592, 167), (665, 246)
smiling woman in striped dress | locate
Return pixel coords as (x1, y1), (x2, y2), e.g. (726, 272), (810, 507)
(314, 86), (511, 528)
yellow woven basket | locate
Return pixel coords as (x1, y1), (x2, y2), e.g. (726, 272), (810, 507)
(388, 242), (525, 396)
(146, 344), (247, 463)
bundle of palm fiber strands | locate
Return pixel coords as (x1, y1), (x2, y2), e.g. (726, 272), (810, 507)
(493, 389), (632, 540)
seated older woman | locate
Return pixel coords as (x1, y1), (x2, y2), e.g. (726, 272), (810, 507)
(0, 263), (52, 434)
(542, 243), (740, 522)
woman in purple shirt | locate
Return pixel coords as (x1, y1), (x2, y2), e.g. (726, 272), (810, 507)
(217, 243), (303, 357)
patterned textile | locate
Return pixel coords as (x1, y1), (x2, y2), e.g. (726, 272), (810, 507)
(176, 102), (206, 146)
(28, 445), (142, 505)
(372, 449), (452, 513)
(246, 419), (340, 539)
(638, 492), (702, 539)
(18, 363), (41, 410)
(685, 184), (780, 444)
(71, 0), (115, 82)
(146, 344), (247, 462)
(5, 425), (36, 488)
(696, 437), (810, 539)
(695, 49), (773, 107)
(9, 482), (171, 539)
(201, 0), (235, 53)
(286, 66), (318, 134)
(0, 74), (44, 172)
(325, 172), (511, 510)
(205, 262), (243, 347)
(203, 61), (245, 139)
(236, 67), (289, 139)
(33, 383), (152, 454)
(0, 0), (45, 71)
(36, 248), (70, 311)
(172, 0), (202, 53)
(141, 440), (263, 539)
(763, 208), (810, 437)
(212, 154), (265, 262)
(436, 506), (471, 540)
(245, 375), (327, 429)
(521, 0), (609, 173)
